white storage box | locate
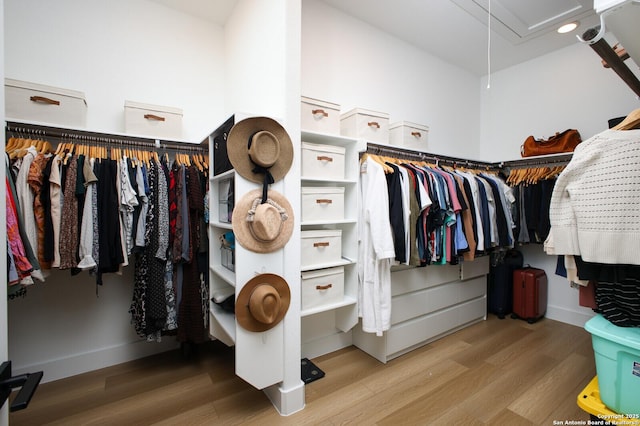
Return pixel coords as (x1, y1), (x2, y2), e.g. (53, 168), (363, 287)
(301, 96), (341, 134)
(301, 187), (345, 222)
(389, 121), (429, 151)
(301, 230), (342, 268)
(301, 266), (345, 311)
(301, 142), (346, 180)
(340, 108), (390, 143)
(124, 100), (183, 139)
(5, 78), (87, 127)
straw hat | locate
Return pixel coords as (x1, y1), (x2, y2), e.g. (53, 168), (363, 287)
(232, 188), (294, 253)
(236, 273), (291, 332)
(227, 116), (294, 184)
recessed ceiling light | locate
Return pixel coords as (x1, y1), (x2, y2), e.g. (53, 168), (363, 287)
(557, 21), (579, 34)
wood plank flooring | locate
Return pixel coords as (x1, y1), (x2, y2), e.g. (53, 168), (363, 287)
(9, 314), (597, 425)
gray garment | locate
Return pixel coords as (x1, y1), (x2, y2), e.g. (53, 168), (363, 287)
(135, 165), (148, 247)
(517, 184), (530, 243)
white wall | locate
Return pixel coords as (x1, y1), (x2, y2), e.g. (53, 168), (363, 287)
(479, 35), (640, 162)
(479, 34), (640, 327)
(5, 0), (228, 381)
(302, 0), (482, 159)
(4, 0), (227, 142)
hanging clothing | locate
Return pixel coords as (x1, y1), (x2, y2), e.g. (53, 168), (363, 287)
(144, 161), (169, 337)
(546, 129), (640, 264)
(177, 165), (206, 343)
(358, 157), (396, 336)
(386, 164), (407, 263)
(6, 178), (33, 280)
(5, 131), (208, 341)
(77, 158), (98, 270)
(49, 155), (63, 268)
(58, 155), (79, 270)
(119, 157), (139, 256)
(97, 159), (124, 278)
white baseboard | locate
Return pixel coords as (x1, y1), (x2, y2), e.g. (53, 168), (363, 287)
(546, 304), (596, 328)
(13, 338), (180, 383)
(264, 380), (306, 416)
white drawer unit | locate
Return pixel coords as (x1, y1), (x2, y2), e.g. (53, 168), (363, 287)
(301, 229), (342, 269)
(5, 78), (87, 128)
(353, 261), (489, 363)
(301, 96), (341, 135)
(340, 108), (390, 144)
(301, 142), (346, 180)
(389, 121), (429, 151)
(301, 186), (345, 222)
(301, 266), (345, 311)
(124, 100), (183, 139)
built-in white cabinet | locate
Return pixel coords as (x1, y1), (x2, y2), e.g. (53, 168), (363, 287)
(353, 256), (489, 363)
(208, 167), (237, 347)
(207, 116), (290, 392)
(299, 130), (365, 358)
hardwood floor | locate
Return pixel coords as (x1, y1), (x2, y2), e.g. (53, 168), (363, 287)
(10, 314), (596, 425)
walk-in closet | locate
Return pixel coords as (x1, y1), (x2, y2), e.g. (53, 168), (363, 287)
(3, 0), (640, 424)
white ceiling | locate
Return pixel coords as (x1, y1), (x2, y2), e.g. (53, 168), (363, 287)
(149, 0), (602, 76)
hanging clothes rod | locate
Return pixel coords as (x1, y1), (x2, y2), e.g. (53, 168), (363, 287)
(365, 143), (496, 170)
(499, 153), (573, 169)
(578, 25), (640, 98)
(5, 121), (207, 153)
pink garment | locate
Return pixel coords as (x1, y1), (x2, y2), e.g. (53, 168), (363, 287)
(6, 178), (33, 279)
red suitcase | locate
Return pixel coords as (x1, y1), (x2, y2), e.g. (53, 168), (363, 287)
(511, 267), (547, 323)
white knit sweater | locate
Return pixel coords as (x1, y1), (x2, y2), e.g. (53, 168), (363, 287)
(546, 129), (640, 265)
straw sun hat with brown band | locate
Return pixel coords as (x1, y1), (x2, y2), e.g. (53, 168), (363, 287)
(232, 188), (294, 253)
(227, 116), (293, 186)
(235, 273), (291, 332)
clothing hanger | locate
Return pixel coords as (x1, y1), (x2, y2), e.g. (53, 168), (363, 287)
(613, 108), (640, 130)
(370, 154), (395, 174)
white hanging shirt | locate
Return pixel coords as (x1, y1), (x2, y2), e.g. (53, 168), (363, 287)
(358, 157), (396, 336)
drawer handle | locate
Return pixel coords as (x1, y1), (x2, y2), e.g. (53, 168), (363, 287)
(313, 242), (330, 248)
(311, 109), (328, 117)
(30, 96), (60, 106)
(411, 131), (422, 138)
(316, 199), (333, 204)
(317, 155), (333, 162)
(368, 121), (380, 129)
(144, 114), (166, 122)
(316, 284), (333, 290)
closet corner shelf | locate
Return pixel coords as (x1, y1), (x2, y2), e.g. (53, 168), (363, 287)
(209, 221), (233, 231)
(301, 130), (363, 149)
(300, 295), (358, 318)
(211, 169), (235, 182)
(301, 257), (355, 272)
(209, 304), (236, 346)
(209, 265), (236, 286)
(301, 176), (357, 184)
(301, 219), (357, 226)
